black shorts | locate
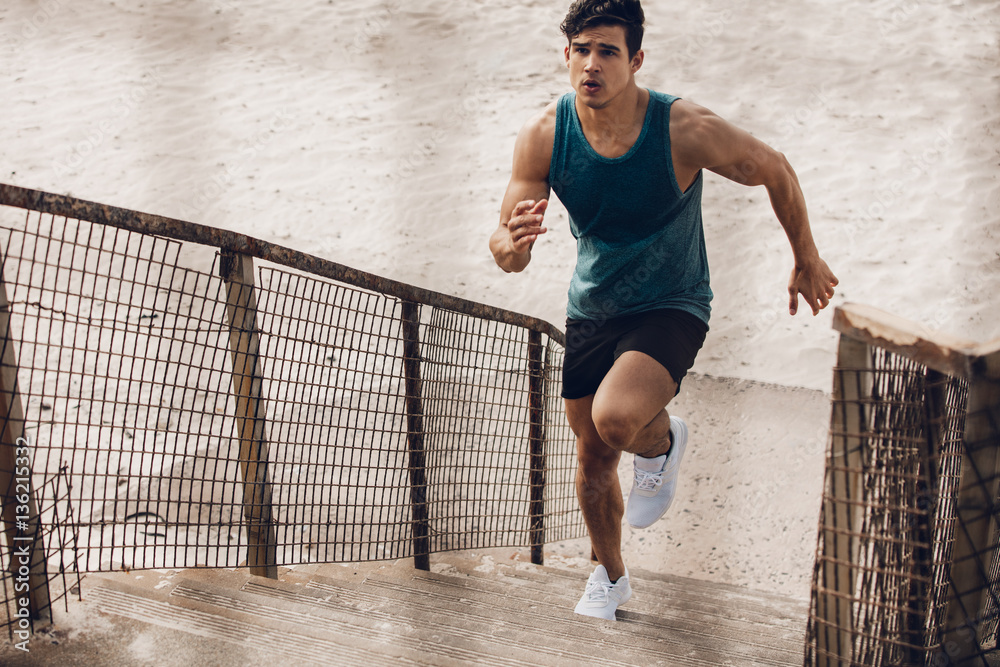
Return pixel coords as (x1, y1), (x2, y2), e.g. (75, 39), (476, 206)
(561, 308), (709, 400)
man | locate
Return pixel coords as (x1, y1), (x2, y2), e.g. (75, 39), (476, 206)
(489, 0), (838, 621)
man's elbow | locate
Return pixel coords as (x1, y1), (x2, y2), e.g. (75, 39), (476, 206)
(757, 150), (800, 191)
(492, 247), (529, 273)
(488, 236), (506, 270)
(489, 243), (513, 273)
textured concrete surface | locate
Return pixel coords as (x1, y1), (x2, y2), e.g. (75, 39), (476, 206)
(1, 548), (808, 666)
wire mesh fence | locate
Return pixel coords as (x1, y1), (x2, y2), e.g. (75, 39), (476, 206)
(0, 466), (79, 638)
(0, 186), (584, 634)
(805, 309), (1000, 667)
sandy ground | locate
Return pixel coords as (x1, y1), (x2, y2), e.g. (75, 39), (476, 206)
(2, 0), (999, 598)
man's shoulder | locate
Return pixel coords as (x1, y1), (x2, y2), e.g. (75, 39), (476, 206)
(522, 99), (560, 139)
(515, 99), (560, 158)
(510, 99), (560, 179)
(665, 98), (716, 135)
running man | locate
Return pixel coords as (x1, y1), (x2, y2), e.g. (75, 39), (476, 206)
(489, 0), (838, 620)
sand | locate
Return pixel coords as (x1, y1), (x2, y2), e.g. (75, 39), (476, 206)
(2, 0), (998, 597)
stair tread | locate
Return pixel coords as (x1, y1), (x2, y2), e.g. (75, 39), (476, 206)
(299, 553), (807, 629)
(4, 552), (809, 667)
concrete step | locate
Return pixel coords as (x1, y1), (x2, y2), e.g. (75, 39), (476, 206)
(289, 553), (806, 666)
(425, 550), (807, 628)
(1, 550), (808, 667)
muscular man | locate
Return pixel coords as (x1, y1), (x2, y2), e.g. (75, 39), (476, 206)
(489, 0), (838, 620)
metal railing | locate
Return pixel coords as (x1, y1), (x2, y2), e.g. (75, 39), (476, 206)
(806, 303), (1000, 666)
(0, 184), (585, 634)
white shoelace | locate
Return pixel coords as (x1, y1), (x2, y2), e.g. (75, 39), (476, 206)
(584, 579), (614, 603)
(633, 468), (664, 491)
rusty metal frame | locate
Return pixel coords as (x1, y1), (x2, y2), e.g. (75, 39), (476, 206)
(0, 183), (584, 634)
(0, 184), (564, 347)
(806, 303), (1000, 666)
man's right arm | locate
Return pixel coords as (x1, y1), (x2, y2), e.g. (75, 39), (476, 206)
(490, 105), (556, 273)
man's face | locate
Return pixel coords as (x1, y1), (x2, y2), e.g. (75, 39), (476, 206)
(564, 24), (643, 110)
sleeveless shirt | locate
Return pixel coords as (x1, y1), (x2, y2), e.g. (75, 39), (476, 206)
(548, 89), (713, 324)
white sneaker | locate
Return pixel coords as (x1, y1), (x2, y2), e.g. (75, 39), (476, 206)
(574, 565), (632, 621)
(626, 416), (688, 528)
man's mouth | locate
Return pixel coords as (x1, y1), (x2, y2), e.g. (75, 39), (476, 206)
(582, 80), (602, 93)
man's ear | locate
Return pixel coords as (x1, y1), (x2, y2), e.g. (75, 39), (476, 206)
(631, 49), (645, 73)
(565, 45), (571, 66)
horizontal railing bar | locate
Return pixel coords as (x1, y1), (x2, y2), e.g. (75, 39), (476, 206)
(833, 303), (983, 379)
(0, 183), (565, 347)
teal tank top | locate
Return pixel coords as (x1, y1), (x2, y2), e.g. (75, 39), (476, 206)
(549, 89), (713, 325)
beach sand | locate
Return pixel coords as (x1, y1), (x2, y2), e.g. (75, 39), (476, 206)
(2, 0), (998, 597)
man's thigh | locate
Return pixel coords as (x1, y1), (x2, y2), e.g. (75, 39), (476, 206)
(562, 309), (707, 402)
(592, 350), (678, 432)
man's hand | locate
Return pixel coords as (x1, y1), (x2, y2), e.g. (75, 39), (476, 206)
(507, 199), (549, 254)
(788, 257), (839, 316)
(491, 198), (549, 272)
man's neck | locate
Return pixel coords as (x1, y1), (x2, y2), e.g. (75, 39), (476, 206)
(575, 84), (648, 156)
(577, 83), (644, 126)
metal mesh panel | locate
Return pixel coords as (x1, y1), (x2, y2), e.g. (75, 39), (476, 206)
(0, 203), (585, 630)
(0, 468), (79, 638)
(254, 267), (414, 563)
(804, 344), (988, 666)
(418, 308), (579, 552)
(0, 211), (247, 571)
(543, 339), (582, 544)
(423, 307), (532, 550)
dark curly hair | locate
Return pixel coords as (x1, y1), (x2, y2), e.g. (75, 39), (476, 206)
(560, 0), (645, 59)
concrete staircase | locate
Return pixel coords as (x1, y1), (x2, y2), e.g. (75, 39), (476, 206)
(3, 549), (808, 666)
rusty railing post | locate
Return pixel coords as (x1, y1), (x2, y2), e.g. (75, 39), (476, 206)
(941, 349), (1000, 664)
(528, 331), (546, 566)
(401, 301), (429, 571)
(0, 266), (50, 631)
(220, 251), (278, 579)
(814, 334), (872, 666)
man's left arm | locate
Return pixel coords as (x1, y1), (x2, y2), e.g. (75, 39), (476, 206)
(671, 100), (839, 316)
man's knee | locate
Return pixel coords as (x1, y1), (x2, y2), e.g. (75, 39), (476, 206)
(591, 407), (640, 451)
